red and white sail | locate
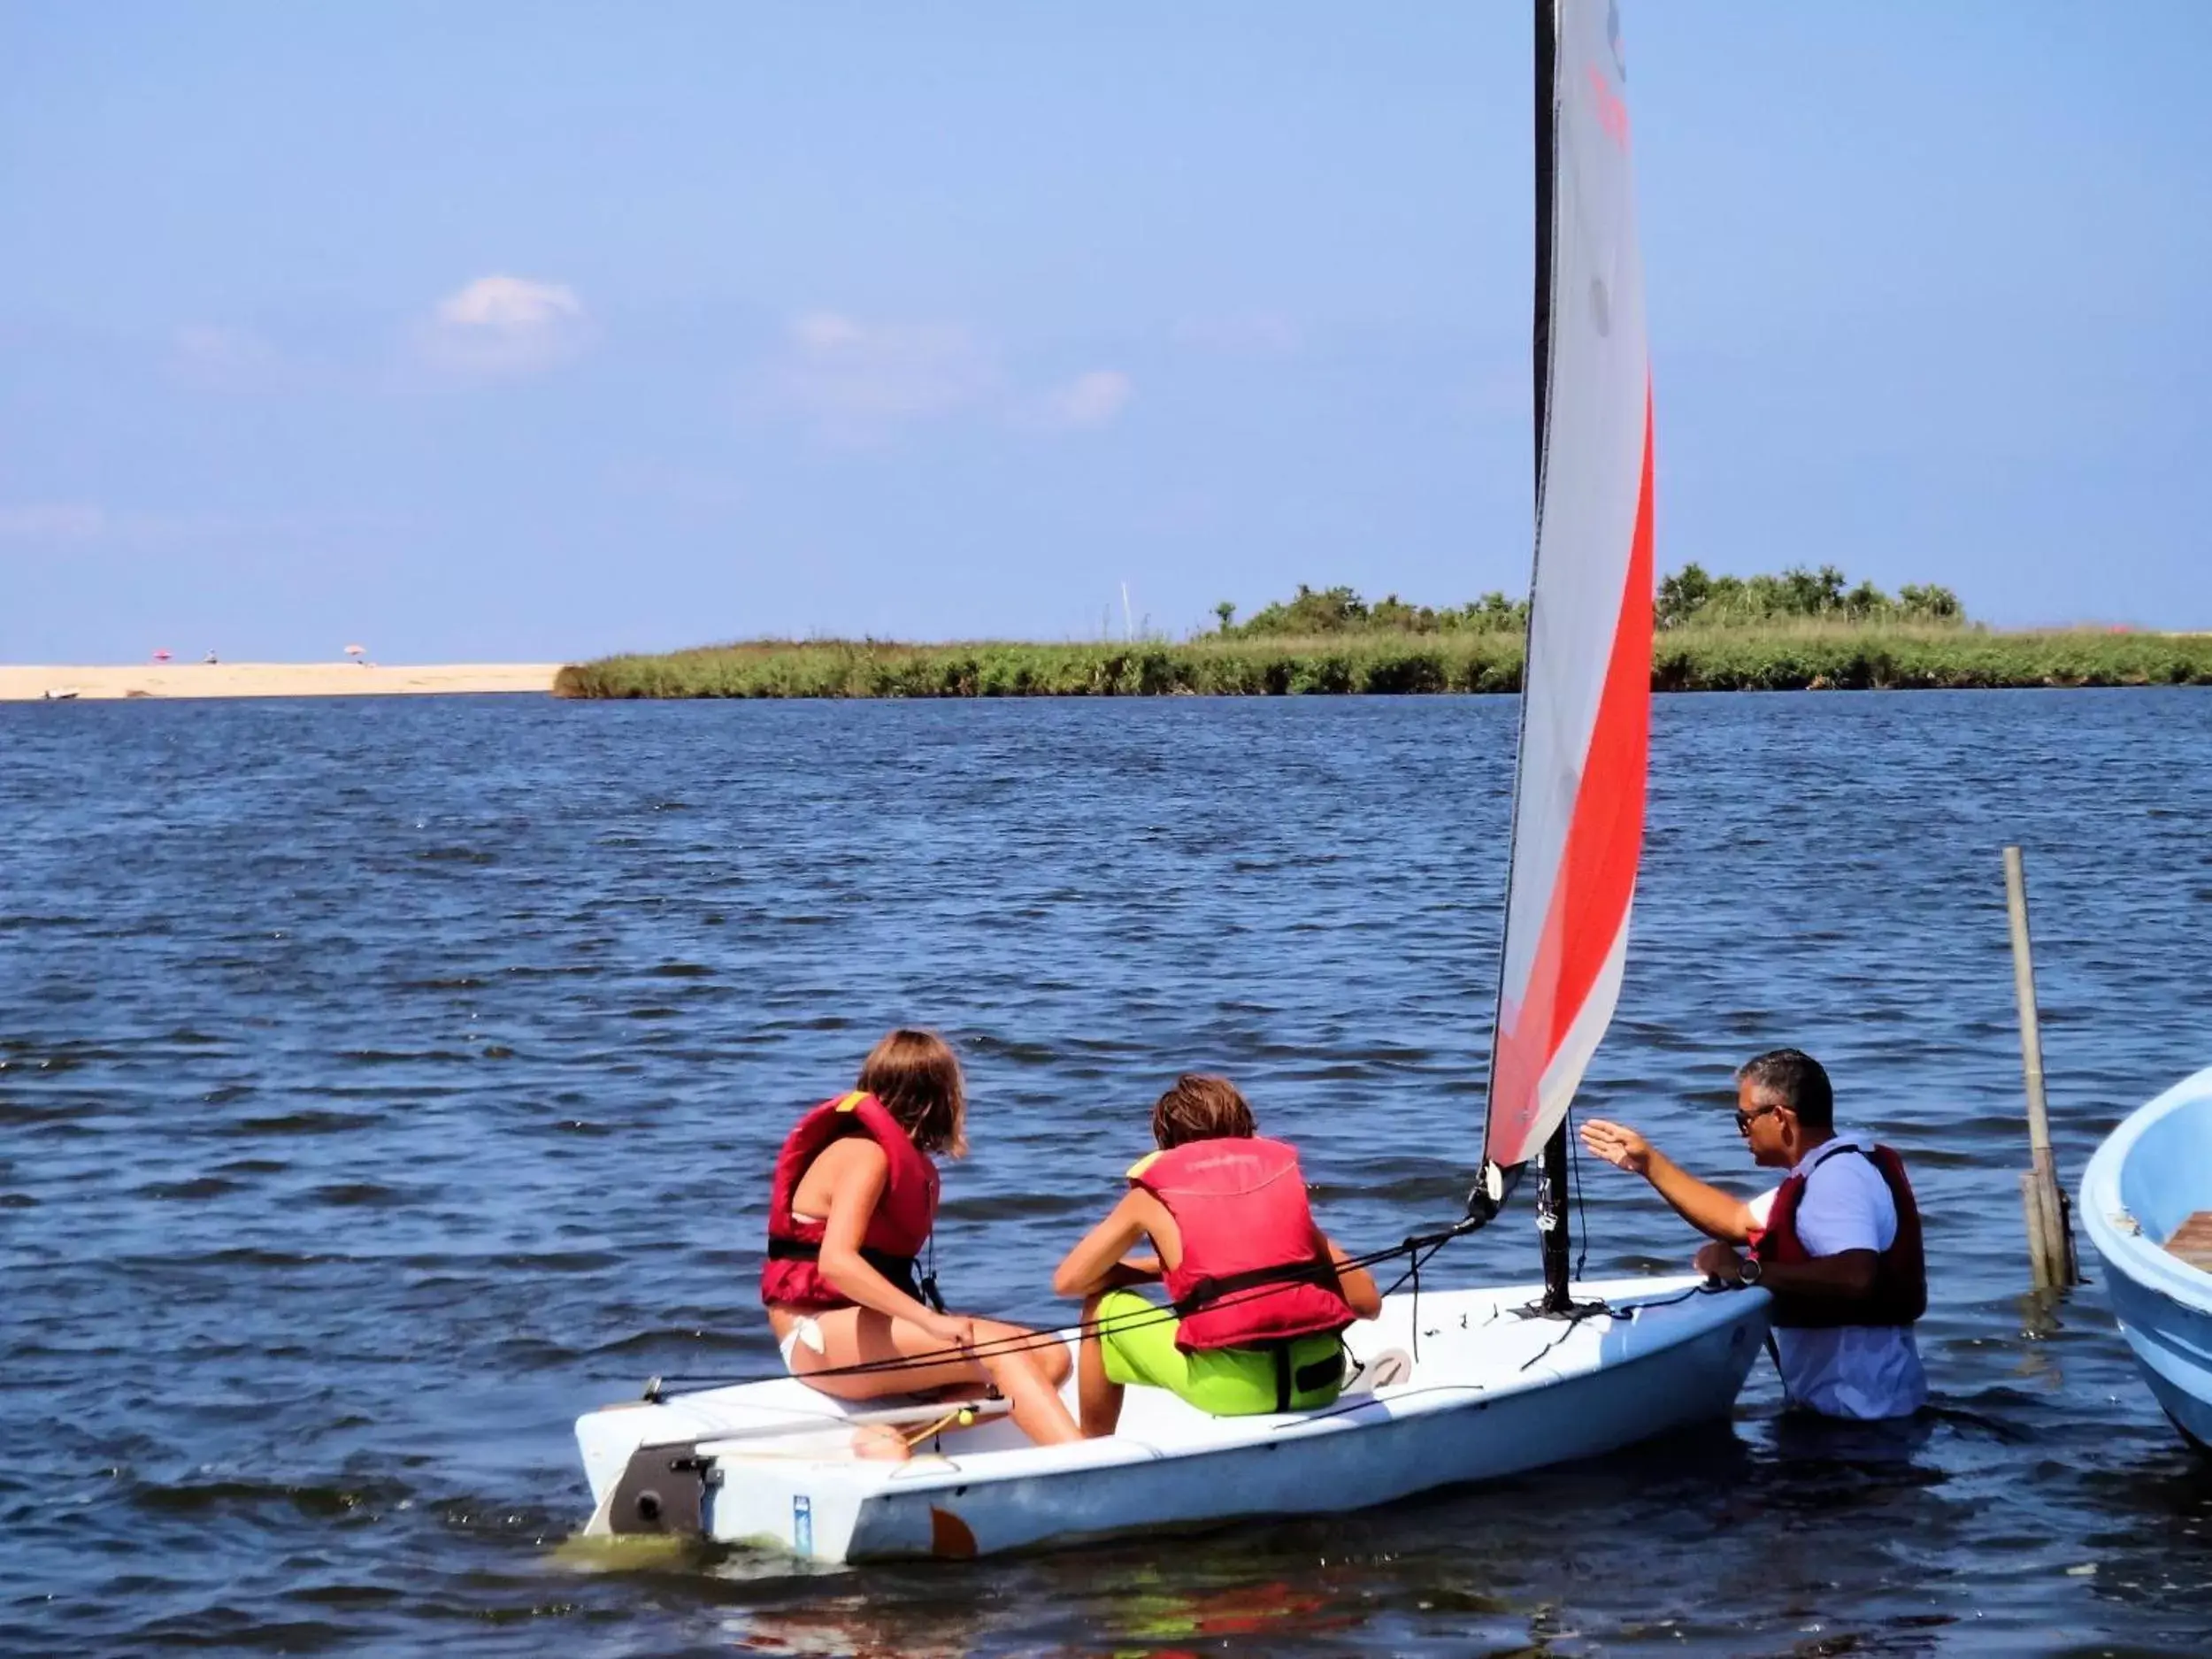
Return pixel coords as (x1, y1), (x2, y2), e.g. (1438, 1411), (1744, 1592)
(1483, 0), (1655, 1173)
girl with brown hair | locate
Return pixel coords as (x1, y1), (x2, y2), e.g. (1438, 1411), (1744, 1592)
(762, 1029), (1079, 1452)
(1053, 1073), (1380, 1436)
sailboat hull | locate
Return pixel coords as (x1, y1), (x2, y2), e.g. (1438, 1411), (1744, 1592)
(574, 1275), (1770, 1563)
(2080, 1065), (2212, 1450)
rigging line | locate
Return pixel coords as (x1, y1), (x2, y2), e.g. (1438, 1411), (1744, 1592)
(1509, 1281), (1725, 1376)
(1514, 1302), (1608, 1373)
(621, 1391), (1000, 1435)
(1569, 1107), (1590, 1283)
(668, 1256), (1359, 1391)
(1376, 1227), (1458, 1367)
(1380, 1230), (1469, 1371)
(750, 1231), (1441, 1377)
(641, 1294), (1237, 1396)
(1379, 1235), (1451, 1300)
(646, 1223), (1475, 1398)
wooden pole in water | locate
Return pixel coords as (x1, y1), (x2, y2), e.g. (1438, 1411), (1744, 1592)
(2003, 845), (2080, 1288)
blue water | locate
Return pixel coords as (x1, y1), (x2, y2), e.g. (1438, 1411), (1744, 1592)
(4, 690), (2210, 1656)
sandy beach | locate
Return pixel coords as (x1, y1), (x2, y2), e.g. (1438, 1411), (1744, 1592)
(0, 663), (562, 702)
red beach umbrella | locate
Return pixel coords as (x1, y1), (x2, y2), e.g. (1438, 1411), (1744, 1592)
(151, 649), (173, 662)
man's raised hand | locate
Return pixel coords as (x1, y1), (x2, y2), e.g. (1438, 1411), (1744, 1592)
(1578, 1118), (1654, 1176)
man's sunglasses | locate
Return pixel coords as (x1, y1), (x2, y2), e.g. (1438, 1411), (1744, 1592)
(1734, 1102), (1784, 1134)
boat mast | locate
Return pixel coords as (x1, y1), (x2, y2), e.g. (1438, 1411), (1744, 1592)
(1529, 0), (1575, 1317)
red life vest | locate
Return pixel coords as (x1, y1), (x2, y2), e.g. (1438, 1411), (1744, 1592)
(1748, 1141), (1926, 1330)
(1129, 1136), (1356, 1353)
(760, 1091), (939, 1311)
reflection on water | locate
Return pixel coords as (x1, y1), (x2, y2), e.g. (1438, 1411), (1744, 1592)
(2, 688), (2209, 1655)
(717, 1571), (1357, 1658)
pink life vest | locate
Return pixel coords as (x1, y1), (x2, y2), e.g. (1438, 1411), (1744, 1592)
(760, 1091), (939, 1311)
(1129, 1136), (1356, 1352)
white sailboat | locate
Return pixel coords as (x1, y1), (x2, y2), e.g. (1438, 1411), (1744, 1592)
(573, 0), (1770, 1563)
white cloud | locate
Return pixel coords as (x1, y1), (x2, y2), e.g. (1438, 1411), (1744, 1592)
(1035, 369), (1134, 431)
(419, 274), (589, 378)
(437, 275), (582, 331)
(772, 310), (999, 442)
(0, 503), (107, 541)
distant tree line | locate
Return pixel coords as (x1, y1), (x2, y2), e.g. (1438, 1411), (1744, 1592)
(560, 624), (2212, 700)
(1654, 564), (1965, 630)
(1214, 566), (1966, 637)
(1216, 585), (1527, 637)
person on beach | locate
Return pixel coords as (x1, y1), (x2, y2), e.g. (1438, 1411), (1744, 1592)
(1052, 1074), (1382, 1436)
(1578, 1048), (1928, 1421)
(763, 1029), (1079, 1453)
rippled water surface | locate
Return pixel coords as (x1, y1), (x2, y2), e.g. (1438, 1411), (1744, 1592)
(5, 691), (2212, 1657)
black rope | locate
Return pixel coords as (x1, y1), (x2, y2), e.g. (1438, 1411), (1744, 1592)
(1512, 1280), (1723, 1375)
(642, 1220), (1478, 1402)
(1569, 1108), (1590, 1284)
(1375, 1225), (1459, 1367)
(918, 1230), (944, 1315)
(1515, 1297), (1610, 1372)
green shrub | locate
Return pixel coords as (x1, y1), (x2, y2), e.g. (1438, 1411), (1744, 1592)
(556, 626), (2212, 699)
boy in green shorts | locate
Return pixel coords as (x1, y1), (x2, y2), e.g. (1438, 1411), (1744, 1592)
(1051, 1075), (1382, 1436)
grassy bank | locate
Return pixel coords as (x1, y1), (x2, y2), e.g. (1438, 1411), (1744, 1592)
(554, 626), (2212, 699)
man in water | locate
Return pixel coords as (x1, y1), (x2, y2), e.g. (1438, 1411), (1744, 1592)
(1578, 1048), (1927, 1421)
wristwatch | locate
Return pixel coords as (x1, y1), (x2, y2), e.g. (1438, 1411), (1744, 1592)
(1738, 1256), (1763, 1286)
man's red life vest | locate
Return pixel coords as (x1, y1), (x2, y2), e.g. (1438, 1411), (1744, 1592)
(760, 1091), (939, 1311)
(1129, 1136), (1356, 1353)
(1747, 1141), (1926, 1330)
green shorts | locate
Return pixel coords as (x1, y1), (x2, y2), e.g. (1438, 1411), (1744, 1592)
(1094, 1289), (1346, 1415)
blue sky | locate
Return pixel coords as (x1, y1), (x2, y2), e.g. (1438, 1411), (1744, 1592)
(3, 2), (2208, 662)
